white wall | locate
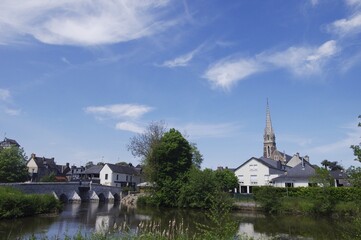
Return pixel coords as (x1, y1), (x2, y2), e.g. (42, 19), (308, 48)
(27, 158), (38, 173)
(100, 165), (113, 186)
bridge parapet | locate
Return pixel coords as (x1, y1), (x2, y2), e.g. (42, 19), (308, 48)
(0, 182), (122, 203)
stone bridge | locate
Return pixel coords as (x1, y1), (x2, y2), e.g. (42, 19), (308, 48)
(0, 182), (122, 203)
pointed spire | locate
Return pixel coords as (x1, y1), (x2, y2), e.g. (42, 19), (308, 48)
(265, 99), (273, 135)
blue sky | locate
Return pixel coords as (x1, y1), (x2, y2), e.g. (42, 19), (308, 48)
(1, 0), (361, 169)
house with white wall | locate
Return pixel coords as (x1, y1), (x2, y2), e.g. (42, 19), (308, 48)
(234, 157), (286, 194)
(272, 160), (316, 187)
(100, 163), (142, 189)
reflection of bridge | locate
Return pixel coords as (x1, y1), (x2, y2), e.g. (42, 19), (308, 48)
(0, 182), (121, 202)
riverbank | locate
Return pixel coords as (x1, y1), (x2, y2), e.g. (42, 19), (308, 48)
(0, 186), (62, 219)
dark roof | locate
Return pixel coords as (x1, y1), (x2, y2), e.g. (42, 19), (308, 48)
(330, 169), (347, 180)
(273, 161), (315, 180)
(29, 155), (59, 173)
(106, 163), (139, 175)
(0, 138), (20, 147)
(84, 165), (103, 174)
(235, 157), (286, 173)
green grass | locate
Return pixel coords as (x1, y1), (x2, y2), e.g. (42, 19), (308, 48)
(0, 186), (62, 219)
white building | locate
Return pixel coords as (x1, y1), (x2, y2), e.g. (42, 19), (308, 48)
(234, 101), (315, 192)
(234, 157), (286, 193)
(100, 163), (142, 189)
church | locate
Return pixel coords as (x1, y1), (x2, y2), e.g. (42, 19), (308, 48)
(233, 101), (315, 194)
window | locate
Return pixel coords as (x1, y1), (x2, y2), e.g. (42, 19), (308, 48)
(238, 175), (244, 184)
(116, 174), (119, 180)
(249, 164), (258, 171)
(285, 182), (294, 187)
(105, 174), (108, 180)
(126, 175), (128, 182)
(130, 176), (133, 182)
(250, 175), (258, 184)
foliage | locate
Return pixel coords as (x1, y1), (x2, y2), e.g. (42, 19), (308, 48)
(85, 161), (94, 169)
(309, 167), (334, 187)
(351, 115), (361, 162)
(127, 121), (166, 181)
(347, 166), (361, 187)
(253, 186), (361, 215)
(0, 187), (61, 219)
(190, 143), (203, 169)
(40, 172), (56, 182)
(321, 159), (343, 171)
(0, 146), (29, 183)
(178, 168), (219, 208)
(214, 169), (238, 192)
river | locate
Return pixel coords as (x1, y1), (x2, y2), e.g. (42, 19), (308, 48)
(0, 202), (353, 239)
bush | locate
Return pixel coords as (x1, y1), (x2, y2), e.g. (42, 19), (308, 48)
(0, 187), (61, 219)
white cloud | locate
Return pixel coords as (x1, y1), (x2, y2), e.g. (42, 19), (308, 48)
(115, 121), (144, 133)
(329, 13), (361, 36)
(263, 40), (338, 76)
(161, 48), (199, 68)
(203, 58), (263, 90)
(0, 89), (10, 101)
(204, 40), (338, 90)
(310, 0), (319, 6)
(178, 122), (241, 139)
(85, 104), (153, 119)
(345, 0), (361, 7)
(0, 0), (175, 46)
(4, 108), (21, 116)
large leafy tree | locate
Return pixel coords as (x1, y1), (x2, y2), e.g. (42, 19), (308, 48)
(0, 146), (29, 182)
(215, 169), (239, 192)
(154, 128), (192, 183)
(152, 128), (193, 206)
(351, 115), (361, 162)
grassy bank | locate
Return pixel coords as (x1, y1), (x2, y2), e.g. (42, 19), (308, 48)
(253, 186), (361, 216)
(0, 186), (62, 219)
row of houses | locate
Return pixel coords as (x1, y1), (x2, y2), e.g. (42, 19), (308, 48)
(0, 137), (143, 189)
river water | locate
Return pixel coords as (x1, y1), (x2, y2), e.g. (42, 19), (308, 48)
(0, 202), (352, 239)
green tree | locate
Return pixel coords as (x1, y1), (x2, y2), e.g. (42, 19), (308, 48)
(310, 167), (334, 187)
(190, 143), (203, 169)
(152, 128), (193, 206)
(215, 169), (238, 192)
(347, 166), (361, 187)
(40, 172), (56, 182)
(85, 161), (94, 169)
(127, 121), (166, 181)
(0, 146), (29, 182)
(351, 115), (361, 162)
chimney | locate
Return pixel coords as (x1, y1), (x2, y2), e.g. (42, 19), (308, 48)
(31, 153), (36, 159)
(304, 155), (309, 162)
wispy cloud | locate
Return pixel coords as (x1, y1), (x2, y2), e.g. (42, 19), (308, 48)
(0, 89), (10, 101)
(203, 57), (263, 90)
(4, 108), (21, 116)
(0, 0), (176, 46)
(328, 13), (361, 36)
(84, 104), (153, 119)
(161, 45), (203, 68)
(178, 122), (241, 139)
(203, 40), (338, 90)
(263, 40), (338, 76)
(84, 103), (153, 133)
(115, 121), (144, 133)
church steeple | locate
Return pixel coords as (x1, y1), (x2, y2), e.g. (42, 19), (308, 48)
(263, 100), (277, 158)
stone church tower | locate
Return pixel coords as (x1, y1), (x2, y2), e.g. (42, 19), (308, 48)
(263, 101), (277, 159)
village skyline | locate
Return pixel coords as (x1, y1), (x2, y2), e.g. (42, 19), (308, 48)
(1, 0), (361, 169)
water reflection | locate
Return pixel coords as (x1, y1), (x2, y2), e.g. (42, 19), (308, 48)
(0, 202), (351, 239)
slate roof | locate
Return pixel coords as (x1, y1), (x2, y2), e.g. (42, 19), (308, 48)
(273, 160), (315, 180)
(235, 157), (286, 174)
(330, 169), (347, 180)
(84, 165), (103, 174)
(106, 163), (140, 175)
